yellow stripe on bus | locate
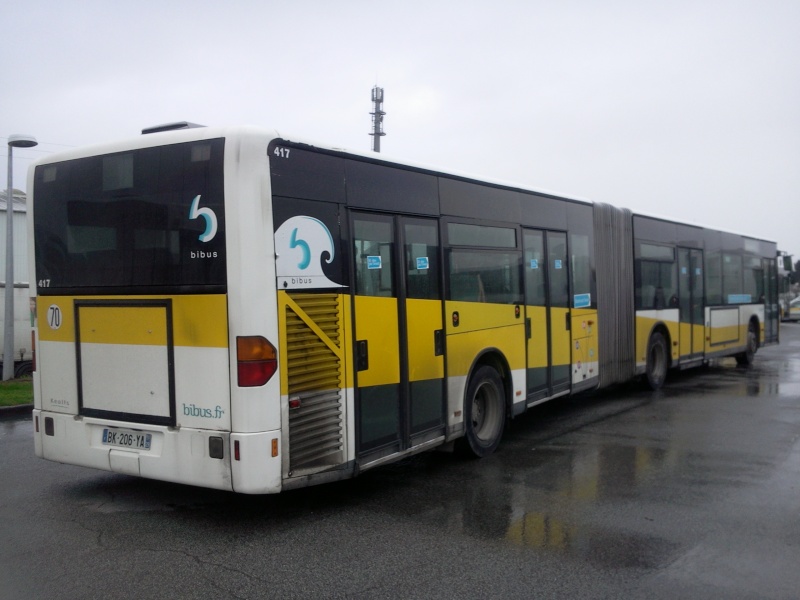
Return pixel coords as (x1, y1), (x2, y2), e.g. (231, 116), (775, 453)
(37, 295), (229, 348)
(78, 305), (168, 346)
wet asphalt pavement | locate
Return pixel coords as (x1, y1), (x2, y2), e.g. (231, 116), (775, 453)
(2, 326), (799, 599)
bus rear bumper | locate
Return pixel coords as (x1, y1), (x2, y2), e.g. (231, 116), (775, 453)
(230, 431), (282, 494)
(33, 409), (261, 492)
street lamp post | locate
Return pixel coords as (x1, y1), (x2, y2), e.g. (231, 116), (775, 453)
(4, 134), (37, 381)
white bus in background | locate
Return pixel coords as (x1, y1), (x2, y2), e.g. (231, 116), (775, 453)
(777, 253), (798, 321)
(784, 296), (800, 322)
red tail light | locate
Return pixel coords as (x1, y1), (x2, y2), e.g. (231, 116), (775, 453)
(237, 336), (277, 387)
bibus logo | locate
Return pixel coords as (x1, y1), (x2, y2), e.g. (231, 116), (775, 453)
(183, 403), (225, 419)
(188, 195), (218, 243)
(274, 215), (342, 289)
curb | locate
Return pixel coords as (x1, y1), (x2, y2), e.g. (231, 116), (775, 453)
(0, 403), (33, 417)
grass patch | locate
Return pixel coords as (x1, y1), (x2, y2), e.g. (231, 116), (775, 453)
(0, 378), (33, 407)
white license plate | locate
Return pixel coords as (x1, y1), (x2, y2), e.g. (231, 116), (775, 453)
(102, 428), (152, 450)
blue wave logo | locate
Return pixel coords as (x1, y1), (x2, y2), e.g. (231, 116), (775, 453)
(188, 195), (218, 243)
(275, 216), (340, 289)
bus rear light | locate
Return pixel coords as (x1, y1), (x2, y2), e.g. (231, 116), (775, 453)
(234, 440), (240, 461)
(272, 438), (279, 457)
(35, 415), (39, 433)
(289, 396), (301, 409)
(236, 336), (277, 387)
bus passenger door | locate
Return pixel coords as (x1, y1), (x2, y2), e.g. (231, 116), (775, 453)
(523, 229), (571, 401)
(546, 231), (571, 395)
(678, 248), (704, 358)
(351, 213), (445, 460)
(763, 257), (779, 344)
(352, 214), (402, 457)
(402, 218), (445, 447)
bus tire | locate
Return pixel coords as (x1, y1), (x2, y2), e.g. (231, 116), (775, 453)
(736, 322), (758, 366)
(457, 365), (506, 458)
(14, 361), (33, 378)
(645, 331), (668, 390)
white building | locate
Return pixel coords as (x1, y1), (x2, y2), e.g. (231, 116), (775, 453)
(0, 189), (33, 371)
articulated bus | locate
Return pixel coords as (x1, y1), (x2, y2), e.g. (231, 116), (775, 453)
(28, 123), (780, 493)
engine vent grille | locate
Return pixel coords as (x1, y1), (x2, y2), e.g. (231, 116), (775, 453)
(285, 293), (344, 472)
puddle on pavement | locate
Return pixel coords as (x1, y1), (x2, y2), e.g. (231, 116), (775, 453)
(423, 419), (780, 570)
(505, 516), (680, 569)
(407, 440), (683, 568)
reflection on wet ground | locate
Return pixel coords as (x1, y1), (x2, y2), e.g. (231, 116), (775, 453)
(3, 326), (799, 593)
(353, 326), (800, 573)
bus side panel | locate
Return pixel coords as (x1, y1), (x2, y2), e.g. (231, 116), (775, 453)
(445, 301), (526, 426)
(634, 310), (680, 371)
(705, 304), (763, 357)
(571, 308), (599, 387)
(708, 307), (740, 346)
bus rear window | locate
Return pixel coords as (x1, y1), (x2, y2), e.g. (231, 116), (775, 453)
(33, 139), (226, 293)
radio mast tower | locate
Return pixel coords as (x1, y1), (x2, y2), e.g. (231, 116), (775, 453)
(369, 86), (386, 152)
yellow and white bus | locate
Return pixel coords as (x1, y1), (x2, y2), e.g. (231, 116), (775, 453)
(28, 123), (780, 493)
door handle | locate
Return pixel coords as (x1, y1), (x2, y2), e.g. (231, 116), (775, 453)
(357, 340), (369, 371)
(434, 329), (444, 356)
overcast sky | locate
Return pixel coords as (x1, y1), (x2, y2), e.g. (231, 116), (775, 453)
(3, 0), (799, 259)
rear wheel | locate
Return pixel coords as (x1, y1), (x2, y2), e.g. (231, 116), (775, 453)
(645, 331), (668, 390)
(736, 322), (758, 366)
(14, 361), (33, 378)
(457, 365), (506, 458)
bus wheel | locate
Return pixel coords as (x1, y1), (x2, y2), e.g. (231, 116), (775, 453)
(14, 361), (33, 378)
(736, 322), (758, 366)
(458, 365), (506, 458)
(645, 331), (668, 390)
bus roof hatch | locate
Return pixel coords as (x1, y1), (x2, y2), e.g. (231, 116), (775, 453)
(142, 121), (206, 134)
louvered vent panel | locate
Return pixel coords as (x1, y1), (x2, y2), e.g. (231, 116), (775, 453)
(286, 293), (343, 471)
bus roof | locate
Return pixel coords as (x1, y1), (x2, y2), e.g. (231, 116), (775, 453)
(631, 208), (776, 246)
(29, 124), (593, 207)
(27, 124), (776, 246)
